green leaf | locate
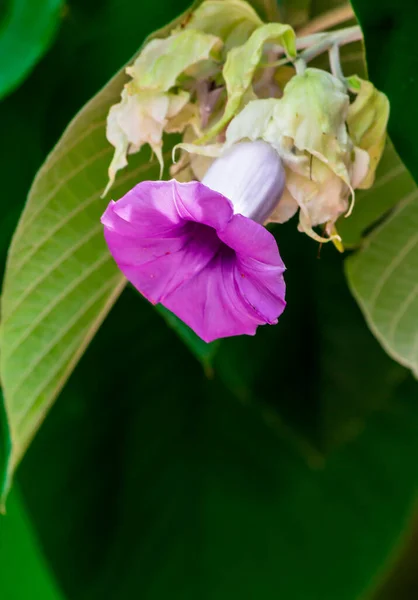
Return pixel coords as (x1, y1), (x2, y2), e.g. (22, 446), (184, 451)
(0, 0), (63, 99)
(346, 189), (418, 376)
(350, 0), (418, 186)
(0, 391), (12, 508)
(0, 488), (63, 599)
(16, 280), (418, 600)
(0, 82), (147, 469)
(0, 3), (197, 482)
(0, 12), (71, 505)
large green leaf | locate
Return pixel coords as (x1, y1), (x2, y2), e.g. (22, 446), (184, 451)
(0, 392), (11, 508)
(0, 89), (48, 504)
(0, 89), (150, 468)
(0, 7), (83, 506)
(0, 2), (194, 480)
(346, 191), (418, 376)
(0, 0), (63, 99)
(0, 488), (63, 600)
(16, 273), (418, 600)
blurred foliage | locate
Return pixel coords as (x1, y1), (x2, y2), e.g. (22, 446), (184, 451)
(371, 511), (418, 600)
(351, 0), (418, 187)
(16, 275), (418, 600)
(0, 0), (63, 99)
(0, 1), (418, 600)
(0, 392), (11, 506)
(0, 488), (63, 599)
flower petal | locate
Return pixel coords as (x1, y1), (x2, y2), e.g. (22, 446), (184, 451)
(126, 29), (221, 92)
(102, 180), (286, 342)
(101, 180), (234, 304)
(164, 214), (286, 342)
(170, 180), (234, 229)
(219, 214), (286, 323)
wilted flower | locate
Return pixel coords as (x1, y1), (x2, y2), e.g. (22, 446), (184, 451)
(225, 68), (373, 241)
(102, 0), (388, 250)
(185, 0), (263, 50)
(105, 88), (190, 195)
(346, 75), (390, 189)
(201, 21), (297, 141)
(101, 141), (286, 342)
(182, 68), (387, 244)
(103, 0), (278, 197)
(103, 29), (222, 196)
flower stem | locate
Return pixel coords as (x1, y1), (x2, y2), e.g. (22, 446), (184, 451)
(297, 26), (362, 62)
(294, 58), (307, 75)
(261, 26), (363, 69)
(328, 43), (345, 82)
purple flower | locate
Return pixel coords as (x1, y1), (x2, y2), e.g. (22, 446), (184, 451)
(101, 142), (286, 342)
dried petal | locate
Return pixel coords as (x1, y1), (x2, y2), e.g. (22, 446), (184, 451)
(265, 68), (352, 186)
(126, 29), (221, 92)
(186, 0), (262, 50)
(104, 89), (189, 196)
(201, 23), (297, 140)
(347, 76), (390, 188)
(104, 28), (222, 194)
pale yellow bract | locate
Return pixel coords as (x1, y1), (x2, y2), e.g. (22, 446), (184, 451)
(180, 68), (388, 244)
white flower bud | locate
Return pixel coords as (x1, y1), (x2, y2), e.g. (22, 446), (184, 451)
(202, 140), (285, 223)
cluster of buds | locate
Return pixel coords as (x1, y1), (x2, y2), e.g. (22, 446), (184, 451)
(101, 0), (389, 341)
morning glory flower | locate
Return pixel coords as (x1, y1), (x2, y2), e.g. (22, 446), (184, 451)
(101, 141), (286, 342)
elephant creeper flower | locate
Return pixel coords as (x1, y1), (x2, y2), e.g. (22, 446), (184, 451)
(101, 141), (287, 342)
(346, 75), (390, 189)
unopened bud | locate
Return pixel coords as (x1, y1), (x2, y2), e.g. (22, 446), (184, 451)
(202, 141), (285, 223)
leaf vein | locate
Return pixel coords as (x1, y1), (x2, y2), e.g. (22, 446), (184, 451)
(3, 251), (115, 360)
(9, 278), (124, 427)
